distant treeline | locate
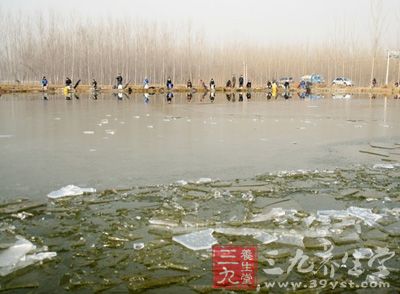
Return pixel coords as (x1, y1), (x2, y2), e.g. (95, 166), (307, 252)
(0, 9), (398, 86)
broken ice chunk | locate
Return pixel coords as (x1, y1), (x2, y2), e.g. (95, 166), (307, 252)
(105, 129), (115, 135)
(347, 207), (382, 226)
(373, 163), (395, 169)
(11, 212), (33, 220)
(332, 232), (360, 245)
(254, 232), (278, 244)
(353, 248), (374, 259)
(0, 236), (56, 277)
(47, 185), (96, 199)
(0, 237), (34, 268)
(149, 218), (179, 227)
(383, 221), (400, 236)
(133, 243), (144, 250)
(276, 232), (304, 247)
(250, 207), (286, 222)
(304, 215), (316, 227)
(175, 180), (188, 186)
(196, 178), (212, 184)
(214, 227), (264, 236)
(172, 229), (217, 250)
(317, 210), (349, 220)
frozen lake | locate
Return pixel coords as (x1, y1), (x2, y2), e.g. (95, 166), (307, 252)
(0, 92), (399, 200)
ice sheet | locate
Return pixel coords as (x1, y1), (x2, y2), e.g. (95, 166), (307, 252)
(47, 185), (96, 199)
(172, 229), (217, 250)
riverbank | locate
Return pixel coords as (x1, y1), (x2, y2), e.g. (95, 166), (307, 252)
(1, 83), (399, 95)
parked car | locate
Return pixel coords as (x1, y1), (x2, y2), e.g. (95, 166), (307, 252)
(300, 74), (324, 84)
(278, 77), (294, 85)
(332, 77), (353, 86)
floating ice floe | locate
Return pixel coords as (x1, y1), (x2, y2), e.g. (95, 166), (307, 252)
(83, 131), (94, 134)
(195, 178), (212, 184)
(353, 248), (374, 259)
(47, 185), (96, 199)
(250, 207), (295, 223)
(175, 180), (188, 186)
(149, 218), (179, 227)
(373, 163), (396, 169)
(276, 232), (304, 247)
(347, 206), (382, 226)
(0, 236), (56, 277)
(254, 232), (278, 244)
(11, 212), (33, 220)
(0, 135), (14, 138)
(215, 227), (264, 236)
(172, 229), (217, 250)
(133, 243), (144, 250)
(316, 207), (382, 227)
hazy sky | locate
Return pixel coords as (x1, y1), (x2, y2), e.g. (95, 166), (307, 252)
(2, 0), (400, 47)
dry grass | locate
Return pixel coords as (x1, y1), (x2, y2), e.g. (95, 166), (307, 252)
(1, 83), (399, 95)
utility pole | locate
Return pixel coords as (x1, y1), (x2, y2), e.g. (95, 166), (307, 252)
(385, 50), (390, 85)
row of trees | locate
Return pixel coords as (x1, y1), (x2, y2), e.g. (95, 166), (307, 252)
(0, 6), (399, 87)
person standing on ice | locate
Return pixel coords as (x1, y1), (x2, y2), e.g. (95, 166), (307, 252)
(166, 77), (173, 90)
(91, 79), (98, 90)
(65, 77), (72, 87)
(239, 75), (244, 88)
(209, 78), (216, 90)
(232, 75), (236, 88)
(187, 79), (192, 89)
(271, 80), (278, 97)
(143, 77), (150, 89)
(116, 73), (123, 88)
(41, 76), (48, 91)
(371, 78), (377, 88)
(246, 80), (252, 89)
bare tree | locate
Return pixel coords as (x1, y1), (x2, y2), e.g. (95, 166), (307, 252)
(369, 0), (385, 86)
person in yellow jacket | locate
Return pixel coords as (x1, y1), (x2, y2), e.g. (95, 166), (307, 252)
(271, 81), (278, 97)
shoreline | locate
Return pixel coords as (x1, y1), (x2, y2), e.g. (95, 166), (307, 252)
(1, 83), (400, 96)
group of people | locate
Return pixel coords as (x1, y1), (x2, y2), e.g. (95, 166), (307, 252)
(40, 73), (400, 93)
(41, 73), (288, 94)
(372, 78), (400, 88)
(225, 75), (252, 89)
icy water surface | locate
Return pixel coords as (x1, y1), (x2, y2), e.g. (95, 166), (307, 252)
(0, 92), (399, 292)
(0, 92), (399, 200)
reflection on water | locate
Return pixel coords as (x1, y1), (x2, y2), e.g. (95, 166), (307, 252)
(0, 92), (399, 202)
(332, 93), (352, 99)
(166, 92), (174, 103)
(297, 92), (324, 99)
